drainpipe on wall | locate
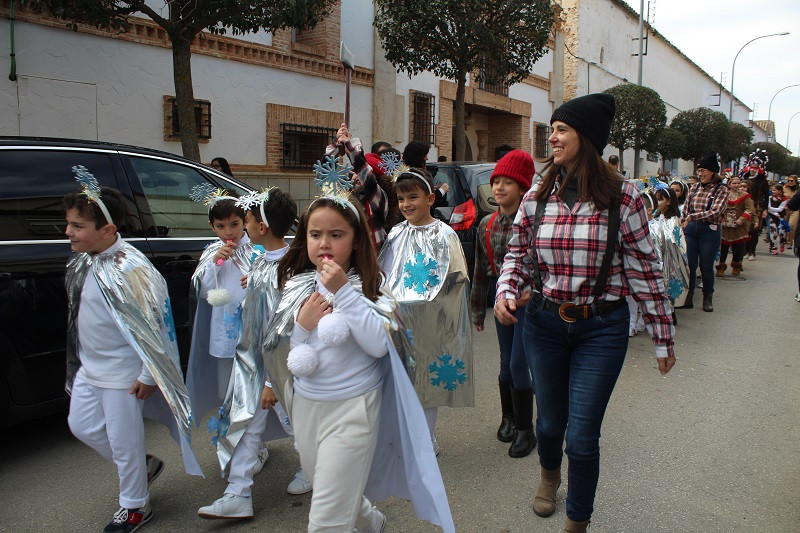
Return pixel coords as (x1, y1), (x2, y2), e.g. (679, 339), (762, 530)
(9, 0), (17, 81)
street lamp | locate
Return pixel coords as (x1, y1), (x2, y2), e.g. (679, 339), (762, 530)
(767, 83), (800, 141)
(728, 32), (790, 121)
(786, 111), (800, 148)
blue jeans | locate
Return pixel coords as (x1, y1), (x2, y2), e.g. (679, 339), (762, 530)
(496, 306), (532, 389)
(524, 298), (629, 522)
(685, 221), (722, 295)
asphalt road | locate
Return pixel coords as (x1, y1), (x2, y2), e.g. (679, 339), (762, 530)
(1, 251), (798, 533)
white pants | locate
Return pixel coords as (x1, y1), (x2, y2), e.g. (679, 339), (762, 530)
(424, 406), (438, 437)
(218, 357), (234, 400)
(225, 405), (269, 497)
(291, 388), (381, 532)
(68, 377), (148, 509)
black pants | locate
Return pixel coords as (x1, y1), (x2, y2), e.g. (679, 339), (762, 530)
(720, 241), (746, 263)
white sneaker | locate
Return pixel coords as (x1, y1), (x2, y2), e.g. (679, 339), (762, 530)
(198, 493), (253, 519)
(356, 506), (387, 533)
(635, 316), (646, 332)
(252, 444), (268, 476)
(794, 293), (800, 302)
(628, 324), (637, 337)
(432, 436), (441, 457)
(287, 467), (313, 495)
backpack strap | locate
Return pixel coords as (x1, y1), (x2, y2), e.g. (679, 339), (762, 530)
(485, 211), (500, 277)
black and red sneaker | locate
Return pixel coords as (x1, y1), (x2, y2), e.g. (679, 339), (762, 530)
(146, 454), (165, 487)
(103, 503), (152, 533)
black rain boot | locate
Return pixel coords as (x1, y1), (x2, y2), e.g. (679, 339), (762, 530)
(509, 387), (536, 458)
(677, 290), (693, 309)
(702, 293), (714, 312)
(671, 311), (678, 326)
(497, 379), (515, 443)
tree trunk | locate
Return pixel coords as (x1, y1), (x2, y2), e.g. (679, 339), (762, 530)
(453, 68), (467, 162)
(633, 147), (641, 181)
(171, 34), (201, 162)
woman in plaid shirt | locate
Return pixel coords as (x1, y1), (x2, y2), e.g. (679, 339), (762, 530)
(494, 94), (676, 533)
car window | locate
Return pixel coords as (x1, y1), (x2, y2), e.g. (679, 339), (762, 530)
(0, 150), (119, 241)
(131, 156), (228, 238)
(431, 167), (465, 207)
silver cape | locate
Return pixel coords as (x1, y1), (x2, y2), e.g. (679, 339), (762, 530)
(213, 256), (291, 473)
(186, 237), (258, 426)
(378, 220), (475, 408)
(65, 240), (203, 476)
(262, 269), (454, 532)
(648, 217), (690, 307)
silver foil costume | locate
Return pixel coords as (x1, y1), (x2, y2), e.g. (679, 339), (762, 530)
(378, 219), (475, 408)
(65, 240), (203, 476)
(262, 269), (455, 532)
(648, 217), (690, 308)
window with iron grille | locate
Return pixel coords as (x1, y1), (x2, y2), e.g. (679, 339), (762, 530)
(281, 123), (337, 169)
(479, 65), (510, 96)
(168, 97), (211, 140)
(411, 91), (435, 144)
(535, 123), (550, 159)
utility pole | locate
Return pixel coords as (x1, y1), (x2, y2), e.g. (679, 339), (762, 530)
(634, 0), (644, 180)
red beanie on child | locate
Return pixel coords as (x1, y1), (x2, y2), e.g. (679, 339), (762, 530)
(490, 149), (534, 190)
(365, 152), (387, 176)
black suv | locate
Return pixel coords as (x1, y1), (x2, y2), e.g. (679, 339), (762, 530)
(0, 138), (254, 427)
(427, 161), (497, 270)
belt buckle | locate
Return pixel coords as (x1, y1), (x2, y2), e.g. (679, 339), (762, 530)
(558, 302), (577, 323)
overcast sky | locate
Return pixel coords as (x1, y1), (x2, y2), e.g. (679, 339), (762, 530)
(619, 0), (800, 154)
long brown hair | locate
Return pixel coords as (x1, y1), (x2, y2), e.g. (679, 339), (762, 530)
(278, 197), (381, 301)
(534, 130), (623, 210)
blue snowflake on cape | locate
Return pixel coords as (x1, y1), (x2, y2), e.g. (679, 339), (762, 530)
(666, 277), (685, 300)
(634, 179), (647, 192)
(251, 244), (265, 263)
(163, 298), (177, 342)
(378, 151), (402, 175)
(406, 329), (414, 346)
(672, 225), (682, 247)
(313, 155), (353, 189)
(429, 353), (467, 391)
(403, 252), (440, 294)
(207, 405), (228, 446)
(224, 304), (243, 340)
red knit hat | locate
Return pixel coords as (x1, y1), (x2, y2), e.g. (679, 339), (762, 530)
(365, 152), (387, 176)
(490, 149), (534, 190)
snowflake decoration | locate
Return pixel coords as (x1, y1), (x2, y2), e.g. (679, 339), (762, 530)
(236, 188), (273, 210)
(633, 179), (647, 192)
(251, 244), (265, 263)
(189, 183), (218, 205)
(406, 329), (414, 346)
(428, 353), (467, 391)
(378, 151), (402, 175)
(403, 252), (440, 295)
(648, 176), (668, 192)
(672, 225), (682, 247)
(666, 277), (685, 300)
(207, 405), (228, 447)
(313, 155), (353, 190)
(163, 298), (177, 342)
(224, 304), (243, 340)
(72, 165), (102, 202)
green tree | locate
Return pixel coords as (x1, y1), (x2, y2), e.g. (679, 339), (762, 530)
(669, 107), (730, 170)
(749, 141), (798, 176)
(26, 0), (334, 161)
(652, 127), (686, 172)
(603, 84), (666, 179)
(374, 0), (554, 161)
(720, 121), (754, 166)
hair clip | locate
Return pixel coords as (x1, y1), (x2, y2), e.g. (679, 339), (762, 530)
(73, 165), (113, 225)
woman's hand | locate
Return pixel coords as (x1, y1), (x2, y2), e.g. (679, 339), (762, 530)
(296, 292), (332, 331)
(494, 298), (518, 325)
(658, 355), (676, 376)
(319, 258), (349, 294)
(260, 386), (278, 410)
(680, 219), (689, 229)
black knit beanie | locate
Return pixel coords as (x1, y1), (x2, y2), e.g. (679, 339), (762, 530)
(697, 152), (720, 174)
(550, 93), (616, 155)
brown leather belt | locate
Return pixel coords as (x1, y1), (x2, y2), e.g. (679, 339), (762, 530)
(533, 294), (627, 323)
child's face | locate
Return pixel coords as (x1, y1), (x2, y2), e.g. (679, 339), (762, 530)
(670, 183), (682, 197)
(397, 184), (435, 226)
(209, 214), (245, 244)
(64, 207), (115, 254)
(492, 177), (524, 210)
(306, 207), (355, 273)
(772, 187), (783, 197)
(244, 210), (267, 243)
(728, 179), (740, 192)
(657, 194), (669, 214)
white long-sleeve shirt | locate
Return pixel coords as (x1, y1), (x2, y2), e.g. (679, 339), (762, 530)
(198, 235), (249, 358)
(291, 275), (387, 401)
(77, 235), (154, 389)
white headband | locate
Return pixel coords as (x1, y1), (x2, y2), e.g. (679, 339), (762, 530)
(72, 165), (113, 226)
(402, 171), (433, 195)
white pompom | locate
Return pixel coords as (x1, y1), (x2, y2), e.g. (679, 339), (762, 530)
(317, 312), (350, 346)
(206, 288), (231, 306)
(287, 344), (319, 377)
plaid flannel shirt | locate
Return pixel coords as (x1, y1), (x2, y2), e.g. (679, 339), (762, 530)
(682, 181), (729, 224)
(496, 180), (675, 358)
(470, 210), (516, 326)
(325, 137), (389, 251)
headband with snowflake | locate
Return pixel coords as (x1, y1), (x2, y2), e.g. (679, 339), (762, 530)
(73, 165), (113, 226)
(189, 183), (237, 210)
(310, 155), (360, 219)
(377, 151), (433, 194)
(235, 188), (274, 228)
